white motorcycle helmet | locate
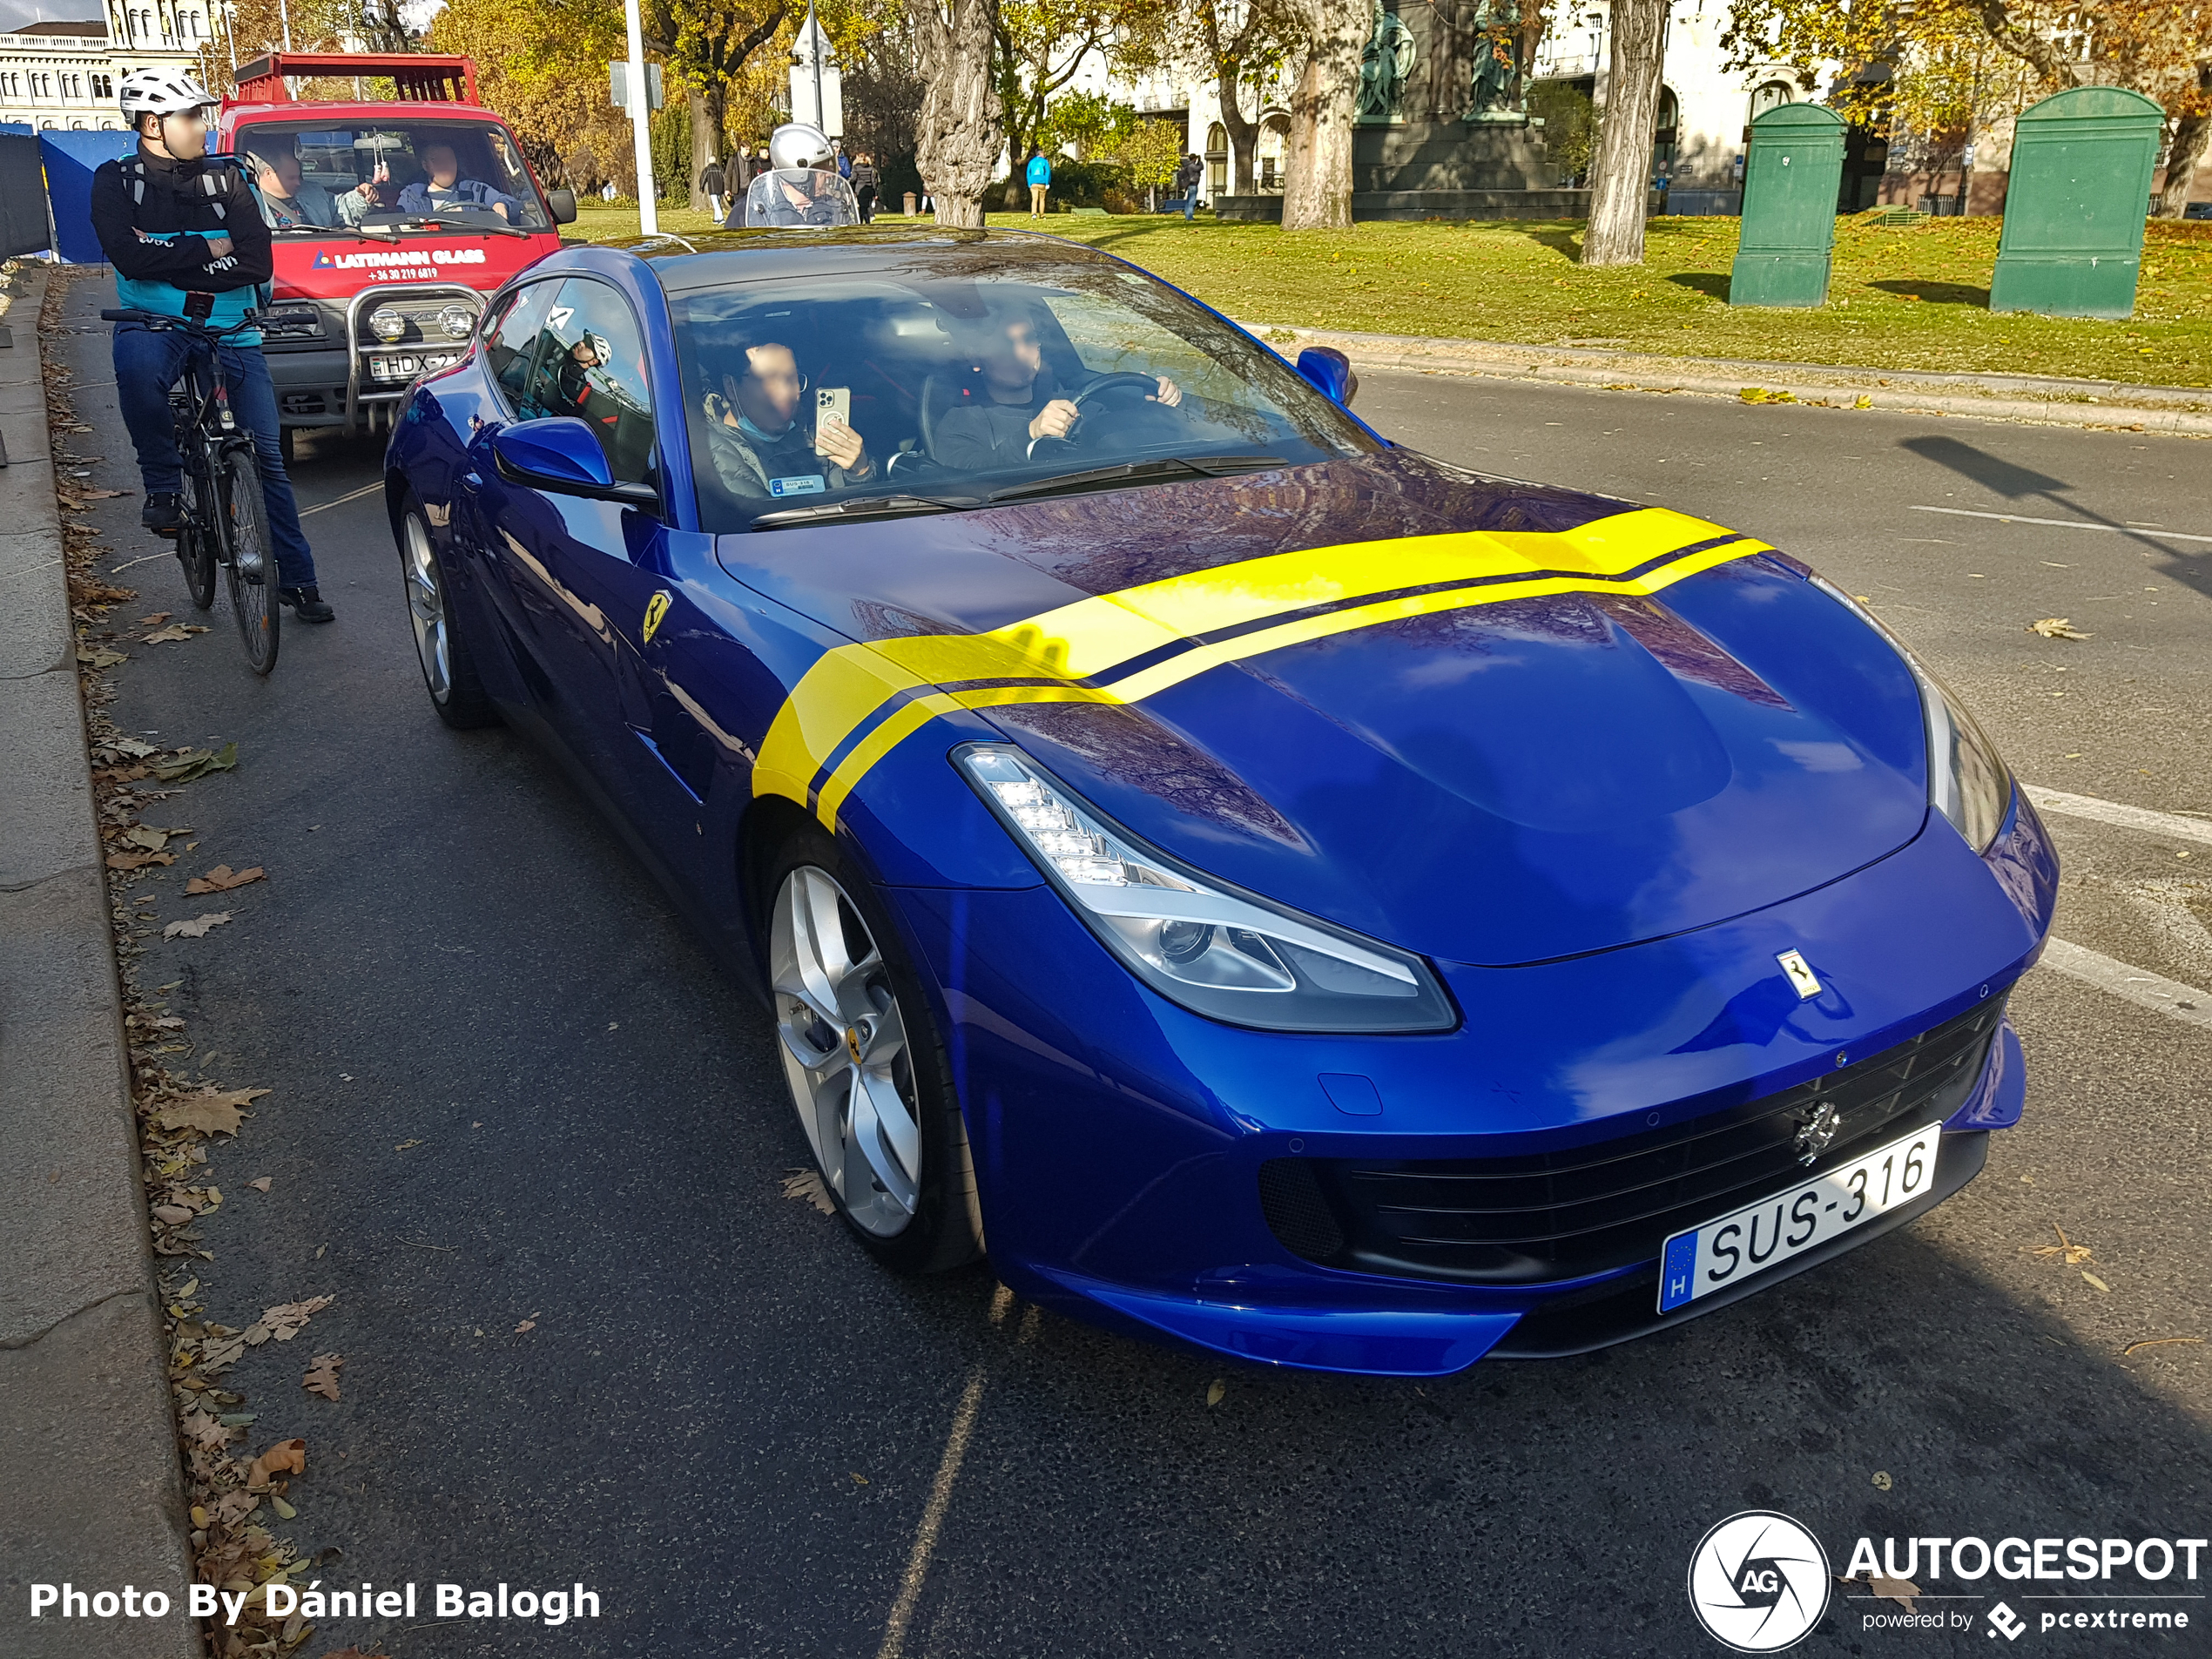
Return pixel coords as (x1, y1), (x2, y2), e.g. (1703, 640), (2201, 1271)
(119, 66), (216, 123)
(767, 122), (835, 172)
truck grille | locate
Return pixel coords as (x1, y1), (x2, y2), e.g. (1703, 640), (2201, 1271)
(1258, 999), (2005, 1286)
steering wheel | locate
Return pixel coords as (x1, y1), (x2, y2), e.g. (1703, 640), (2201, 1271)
(1028, 372), (1164, 455)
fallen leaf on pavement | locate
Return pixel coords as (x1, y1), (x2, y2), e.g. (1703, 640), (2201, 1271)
(180, 1408), (232, 1448)
(156, 1087), (270, 1136)
(247, 1177), (273, 1193)
(152, 1204), (194, 1225)
(152, 743), (238, 783)
(77, 647), (129, 668)
(143, 624), (206, 644)
(1869, 1576), (1921, 1606)
(245, 1437), (307, 1487)
(106, 849), (176, 870)
(2082, 1271), (2112, 1292)
(2028, 617), (2091, 640)
(260, 1297), (334, 1341)
(186, 864), (265, 894)
(2028, 1223), (2094, 1264)
(163, 912), (233, 940)
(780, 1168), (834, 1215)
(514, 1319), (536, 1334)
(269, 1494), (298, 1520)
(122, 825), (172, 851)
(1206, 1379), (1225, 1407)
(2121, 1336), (2202, 1355)
(138, 612), (172, 626)
(303, 1352), (343, 1400)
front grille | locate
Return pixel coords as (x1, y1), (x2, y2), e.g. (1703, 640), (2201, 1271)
(1259, 998), (2005, 1286)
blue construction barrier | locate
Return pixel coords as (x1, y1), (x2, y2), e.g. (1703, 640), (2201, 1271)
(39, 129), (137, 263)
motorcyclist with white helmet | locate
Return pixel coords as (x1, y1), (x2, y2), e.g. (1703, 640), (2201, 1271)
(91, 67), (331, 623)
(740, 123), (862, 228)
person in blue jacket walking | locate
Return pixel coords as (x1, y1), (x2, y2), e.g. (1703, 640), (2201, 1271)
(1026, 151), (1051, 217)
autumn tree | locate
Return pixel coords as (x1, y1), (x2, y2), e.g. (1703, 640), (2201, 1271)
(994, 0), (1170, 208)
(428, 0), (632, 187)
(1183, 0), (1295, 195)
(914, 0), (1004, 226)
(1275, 0), (1369, 229)
(1581, 0), (1667, 264)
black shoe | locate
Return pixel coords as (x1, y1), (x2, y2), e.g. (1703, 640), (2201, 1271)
(279, 585), (335, 624)
(142, 491), (183, 535)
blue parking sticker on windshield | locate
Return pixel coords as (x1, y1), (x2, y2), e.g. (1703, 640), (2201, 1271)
(1659, 1229), (1700, 1312)
(768, 475), (826, 497)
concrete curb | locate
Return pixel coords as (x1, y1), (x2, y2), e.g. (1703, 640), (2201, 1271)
(1238, 322), (2212, 437)
(0, 264), (201, 1658)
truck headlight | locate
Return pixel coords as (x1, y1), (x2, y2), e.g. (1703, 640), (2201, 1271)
(368, 308), (408, 343)
(958, 745), (1456, 1033)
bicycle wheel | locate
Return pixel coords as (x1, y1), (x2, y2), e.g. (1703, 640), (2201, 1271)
(175, 455), (217, 610)
(218, 446), (280, 676)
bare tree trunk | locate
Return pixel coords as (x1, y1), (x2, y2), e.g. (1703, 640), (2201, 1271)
(1581, 0), (1664, 265)
(2155, 71), (2210, 218)
(687, 89), (713, 212)
(1198, 0), (1259, 195)
(916, 0), (1003, 227)
(1280, 0), (1366, 231)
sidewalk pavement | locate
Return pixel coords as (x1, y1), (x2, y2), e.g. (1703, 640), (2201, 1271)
(1243, 323), (2212, 437)
(0, 262), (201, 1657)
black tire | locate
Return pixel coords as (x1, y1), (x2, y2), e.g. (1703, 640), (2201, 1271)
(218, 446), (279, 676)
(764, 823), (983, 1276)
(395, 492), (500, 728)
(175, 460), (217, 610)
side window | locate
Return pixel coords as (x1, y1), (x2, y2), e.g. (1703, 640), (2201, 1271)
(484, 280), (559, 416)
(529, 279), (657, 486)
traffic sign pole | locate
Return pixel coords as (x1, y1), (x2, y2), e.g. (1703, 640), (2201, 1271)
(624, 0), (658, 234)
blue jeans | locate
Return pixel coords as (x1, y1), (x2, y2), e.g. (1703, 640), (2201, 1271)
(113, 324), (319, 590)
(1182, 192), (1199, 220)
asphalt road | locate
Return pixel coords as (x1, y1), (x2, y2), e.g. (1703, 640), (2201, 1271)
(58, 273), (2211, 1659)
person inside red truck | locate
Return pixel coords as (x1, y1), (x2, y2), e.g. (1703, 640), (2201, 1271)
(397, 139), (518, 221)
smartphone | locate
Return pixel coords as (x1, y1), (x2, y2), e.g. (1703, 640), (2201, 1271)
(813, 386), (851, 453)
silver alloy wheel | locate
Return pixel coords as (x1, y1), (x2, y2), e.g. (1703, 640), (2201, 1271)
(402, 513), (451, 703)
(769, 865), (921, 1238)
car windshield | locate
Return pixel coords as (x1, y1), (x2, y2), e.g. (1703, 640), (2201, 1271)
(666, 257), (1380, 531)
(231, 120), (549, 233)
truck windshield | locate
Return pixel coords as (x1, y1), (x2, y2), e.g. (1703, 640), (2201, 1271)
(233, 120), (550, 233)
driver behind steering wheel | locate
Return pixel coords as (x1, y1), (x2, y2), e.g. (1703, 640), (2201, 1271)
(934, 311), (1180, 471)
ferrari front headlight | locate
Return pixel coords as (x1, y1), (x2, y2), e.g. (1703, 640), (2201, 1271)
(957, 745), (1456, 1033)
(1812, 577), (2013, 853)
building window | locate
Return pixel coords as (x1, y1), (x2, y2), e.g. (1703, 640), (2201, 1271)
(92, 73), (113, 98)
(1750, 81), (1794, 121)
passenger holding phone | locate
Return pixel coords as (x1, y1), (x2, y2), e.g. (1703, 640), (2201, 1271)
(700, 336), (874, 502)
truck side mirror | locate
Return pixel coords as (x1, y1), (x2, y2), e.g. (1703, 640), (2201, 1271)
(546, 188), (578, 226)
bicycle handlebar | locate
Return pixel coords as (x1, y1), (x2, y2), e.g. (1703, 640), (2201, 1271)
(101, 307), (264, 338)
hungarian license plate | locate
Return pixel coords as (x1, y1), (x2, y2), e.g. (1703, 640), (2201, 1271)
(368, 350), (461, 381)
(1656, 1121), (1939, 1313)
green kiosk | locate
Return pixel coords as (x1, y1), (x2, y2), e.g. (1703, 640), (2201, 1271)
(1990, 86), (2164, 320)
(1729, 104), (1847, 308)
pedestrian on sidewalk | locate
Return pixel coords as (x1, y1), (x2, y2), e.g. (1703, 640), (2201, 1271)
(851, 152), (878, 223)
(1027, 150), (1051, 217)
(700, 154), (727, 226)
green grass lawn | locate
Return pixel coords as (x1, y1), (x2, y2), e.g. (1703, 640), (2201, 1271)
(565, 200), (2212, 388)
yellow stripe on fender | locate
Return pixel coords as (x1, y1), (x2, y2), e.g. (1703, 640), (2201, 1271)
(753, 506), (1770, 828)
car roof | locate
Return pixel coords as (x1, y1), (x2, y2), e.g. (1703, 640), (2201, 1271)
(602, 226), (1126, 294)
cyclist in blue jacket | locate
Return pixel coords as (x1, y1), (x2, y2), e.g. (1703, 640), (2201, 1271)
(91, 67), (331, 623)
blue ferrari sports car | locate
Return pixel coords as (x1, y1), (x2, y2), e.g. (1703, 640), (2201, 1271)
(382, 227), (2057, 1377)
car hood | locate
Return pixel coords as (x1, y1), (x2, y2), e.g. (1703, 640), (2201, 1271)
(717, 453), (1932, 967)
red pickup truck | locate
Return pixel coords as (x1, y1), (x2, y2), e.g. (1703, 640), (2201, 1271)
(214, 52), (575, 451)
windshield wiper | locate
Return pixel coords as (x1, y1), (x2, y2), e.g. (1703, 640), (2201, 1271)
(413, 215), (535, 239)
(987, 455), (1285, 505)
(272, 223), (401, 242)
(749, 493), (981, 530)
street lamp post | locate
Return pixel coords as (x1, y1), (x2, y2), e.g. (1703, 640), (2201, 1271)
(623, 0), (657, 233)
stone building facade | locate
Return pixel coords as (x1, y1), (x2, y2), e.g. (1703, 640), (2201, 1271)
(1, 5), (212, 133)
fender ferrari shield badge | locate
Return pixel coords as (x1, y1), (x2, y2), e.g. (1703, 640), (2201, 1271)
(641, 590), (671, 645)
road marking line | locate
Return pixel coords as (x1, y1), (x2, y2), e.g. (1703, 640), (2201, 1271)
(1908, 505), (2212, 544)
(2025, 786), (2212, 847)
(876, 1286), (1014, 1659)
(299, 481), (383, 517)
(2040, 939), (2212, 1033)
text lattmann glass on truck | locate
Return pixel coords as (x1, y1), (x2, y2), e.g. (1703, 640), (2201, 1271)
(215, 52), (577, 442)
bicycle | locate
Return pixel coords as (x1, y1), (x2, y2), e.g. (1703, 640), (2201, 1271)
(101, 307), (280, 675)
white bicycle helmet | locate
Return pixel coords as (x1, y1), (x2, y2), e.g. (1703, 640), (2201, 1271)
(119, 66), (216, 122)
